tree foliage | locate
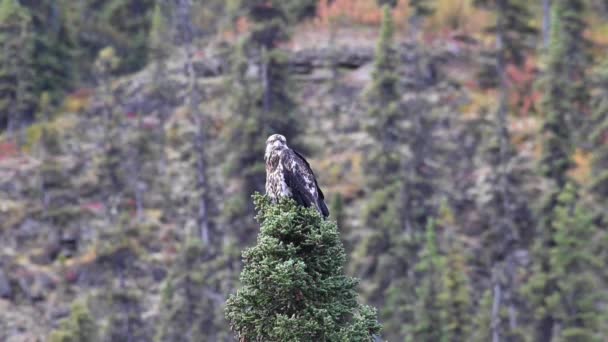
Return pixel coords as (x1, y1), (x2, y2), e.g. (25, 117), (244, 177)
(0, 0), (35, 132)
(156, 238), (229, 341)
(225, 195), (381, 341)
(407, 221), (444, 342)
(49, 301), (99, 342)
(589, 57), (608, 212)
(525, 2), (591, 340)
(549, 184), (603, 341)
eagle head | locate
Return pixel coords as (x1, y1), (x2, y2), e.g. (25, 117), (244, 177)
(265, 134), (287, 161)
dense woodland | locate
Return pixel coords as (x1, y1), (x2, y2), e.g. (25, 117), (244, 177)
(0, 0), (607, 341)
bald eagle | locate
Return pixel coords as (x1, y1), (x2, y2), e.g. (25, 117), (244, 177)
(265, 134), (329, 218)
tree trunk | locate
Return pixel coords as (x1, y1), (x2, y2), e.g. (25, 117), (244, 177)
(543, 0), (552, 48)
(261, 47), (271, 114)
(179, 0), (210, 245)
(496, 0), (511, 219)
(194, 114), (210, 245)
(132, 109), (144, 222)
(491, 282), (501, 342)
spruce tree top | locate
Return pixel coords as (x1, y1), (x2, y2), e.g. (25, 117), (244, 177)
(225, 194), (381, 341)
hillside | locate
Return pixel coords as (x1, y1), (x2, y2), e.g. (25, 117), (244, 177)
(1, 0), (607, 341)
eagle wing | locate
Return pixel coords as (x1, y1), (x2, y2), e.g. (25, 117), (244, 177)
(282, 149), (329, 218)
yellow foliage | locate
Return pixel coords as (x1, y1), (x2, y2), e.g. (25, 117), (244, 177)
(64, 94), (91, 113)
(437, 199), (455, 227)
(24, 123), (44, 153)
(22, 114), (79, 153)
(0, 199), (27, 230)
(65, 248), (98, 268)
(351, 152), (363, 177)
(145, 209), (163, 223)
(588, 22), (608, 54)
(48, 114), (78, 132)
(569, 149), (592, 185)
(427, 0), (488, 33)
(309, 0), (491, 37)
(460, 90), (497, 120)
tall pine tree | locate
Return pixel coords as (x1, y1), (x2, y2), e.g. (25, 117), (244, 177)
(406, 221), (444, 342)
(20, 0), (77, 100)
(355, 5), (405, 317)
(224, 1), (306, 247)
(408, 0), (435, 38)
(549, 184), (603, 341)
(524, 1), (590, 340)
(49, 300), (99, 342)
(156, 238), (229, 341)
(355, 8), (448, 340)
(589, 57), (608, 216)
(440, 236), (472, 342)
(472, 1), (536, 340)
(0, 0), (35, 133)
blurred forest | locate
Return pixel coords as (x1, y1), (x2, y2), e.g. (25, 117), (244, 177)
(0, 0), (607, 340)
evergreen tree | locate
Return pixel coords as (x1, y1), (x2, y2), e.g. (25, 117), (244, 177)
(406, 221), (444, 342)
(35, 119), (82, 260)
(377, 0), (398, 8)
(20, 0), (77, 100)
(524, 2), (590, 340)
(49, 300), (99, 342)
(93, 0), (155, 73)
(474, 0), (536, 88)
(0, 0), (35, 133)
(229, 0), (318, 36)
(125, 112), (158, 222)
(147, 1), (172, 175)
(58, 0), (154, 75)
(589, 57), (608, 215)
(223, 40), (258, 236)
(542, 0), (551, 48)
(330, 193), (346, 235)
(471, 2), (536, 340)
(93, 47), (125, 213)
(103, 289), (149, 342)
(539, 0), (590, 143)
(409, 0), (435, 38)
(38, 127), (71, 217)
(155, 3), (225, 338)
(225, 195), (381, 341)
(356, 4), (404, 309)
(156, 238), (229, 341)
(549, 184), (603, 341)
(224, 0), (305, 247)
(355, 9), (447, 340)
(173, 0), (214, 245)
(93, 219), (151, 341)
(472, 290), (494, 342)
(440, 237), (472, 342)
(148, 1), (171, 89)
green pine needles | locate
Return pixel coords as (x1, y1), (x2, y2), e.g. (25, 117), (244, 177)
(225, 194), (381, 341)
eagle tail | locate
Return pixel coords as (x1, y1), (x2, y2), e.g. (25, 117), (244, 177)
(319, 200), (329, 218)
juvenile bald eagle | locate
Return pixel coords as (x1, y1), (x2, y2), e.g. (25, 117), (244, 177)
(265, 134), (329, 218)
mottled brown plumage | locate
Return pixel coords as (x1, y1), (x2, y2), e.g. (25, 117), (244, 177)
(264, 134), (329, 218)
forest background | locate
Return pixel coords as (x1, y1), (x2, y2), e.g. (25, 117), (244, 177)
(0, 0), (607, 341)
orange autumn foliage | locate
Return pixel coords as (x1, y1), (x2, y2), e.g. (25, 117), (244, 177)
(314, 0), (409, 28)
(312, 0), (489, 35)
(506, 56), (541, 116)
(569, 149), (593, 185)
